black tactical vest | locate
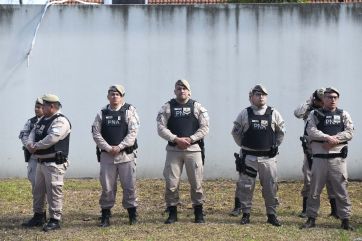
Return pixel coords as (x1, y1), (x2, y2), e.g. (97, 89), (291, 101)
(34, 113), (71, 156)
(315, 108), (344, 136)
(242, 106), (275, 150)
(167, 99), (199, 137)
(101, 104), (130, 146)
(29, 116), (38, 130)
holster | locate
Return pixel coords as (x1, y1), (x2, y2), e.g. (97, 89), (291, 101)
(234, 153), (257, 178)
(55, 151), (67, 165)
(197, 139), (205, 165)
(124, 140), (138, 155)
(23, 146), (31, 162)
(96, 147), (101, 162)
(234, 153), (243, 173)
(306, 153), (313, 169)
(300, 136), (308, 154)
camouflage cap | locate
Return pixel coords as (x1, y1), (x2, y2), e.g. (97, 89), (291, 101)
(108, 85), (125, 96)
(35, 97), (43, 105)
(42, 94), (60, 103)
(252, 84), (268, 95)
(175, 79), (191, 91)
(324, 87), (340, 97)
(313, 88), (325, 101)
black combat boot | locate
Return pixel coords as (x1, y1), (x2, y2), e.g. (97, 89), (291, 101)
(42, 218), (60, 232)
(299, 197), (307, 218)
(300, 217), (316, 229)
(127, 207), (137, 225)
(164, 206), (177, 224)
(21, 212), (46, 227)
(341, 218), (354, 231)
(329, 198), (338, 219)
(194, 205), (205, 223)
(267, 214), (281, 227)
(99, 209), (111, 227)
(229, 197), (242, 217)
(240, 213), (250, 225)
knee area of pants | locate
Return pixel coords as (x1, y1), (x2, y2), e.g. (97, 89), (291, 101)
(239, 180), (253, 190)
(167, 186), (179, 193)
(166, 178), (180, 186)
(123, 189), (136, 195)
(103, 190), (115, 196)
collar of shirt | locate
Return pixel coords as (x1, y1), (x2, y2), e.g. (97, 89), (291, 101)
(108, 102), (126, 111)
(44, 111), (61, 120)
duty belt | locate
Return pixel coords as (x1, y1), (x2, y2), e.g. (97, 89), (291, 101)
(313, 146), (348, 159)
(168, 142), (197, 147)
(311, 140), (348, 145)
(37, 158), (56, 163)
(313, 153), (345, 159)
(241, 149), (270, 157)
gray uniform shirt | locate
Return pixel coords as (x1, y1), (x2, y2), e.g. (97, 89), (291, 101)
(19, 117), (40, 146)
(231, 104), (286, 152)
(19, 117), (41, 160)
(306, 109), (353, 154)
(294, 97), (313, 122)
(294, 97), (316, 148)
(157, 100), (209, 152)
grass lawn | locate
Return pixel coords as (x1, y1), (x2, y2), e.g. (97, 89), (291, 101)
(1, 178), (362, 241)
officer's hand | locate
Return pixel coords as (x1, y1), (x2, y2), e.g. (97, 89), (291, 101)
(325, 136), (339, 145)
(110, 146), (121, 156)
(175, 137), (191, 150)
(184, 137), (192, 144)
(27, 143), (36, 154)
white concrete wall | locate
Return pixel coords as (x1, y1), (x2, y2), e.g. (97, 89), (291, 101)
(1, 4), (361, 179)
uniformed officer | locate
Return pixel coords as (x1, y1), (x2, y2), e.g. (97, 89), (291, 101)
(231, 84), (285, 226)
(229, 90), (253, 217)
(22, 94), (71, 232)
(19, 98), (44, 194)
(294, 89), (337, 218)
(92, 85), (139, 227)
(301, 87), (354, 230)
(157, 79), (209, 224)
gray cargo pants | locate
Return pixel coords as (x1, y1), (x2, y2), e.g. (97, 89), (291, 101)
(237, 156), (279, 215)
(301, 154), (336, 199)
(99, 153), (138, 209)
(27, 157), (38, 194)
(33, 162), (67, 220)
(163, 151), (204, 207)
(306, 157), (351, 219)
